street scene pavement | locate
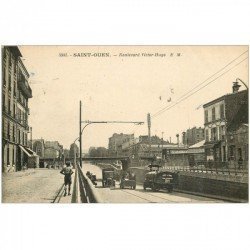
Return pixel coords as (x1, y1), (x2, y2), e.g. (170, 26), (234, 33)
(83, 163), (224, 203)
(2, 168), (71, 203)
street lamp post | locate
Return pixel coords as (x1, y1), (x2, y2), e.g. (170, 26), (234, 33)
(72, 137), (79, 168)
(78, 100), (144, 168)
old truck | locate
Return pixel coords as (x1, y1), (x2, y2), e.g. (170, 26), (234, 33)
(102, 168), (116, 187)
(143, 165), (174, 192)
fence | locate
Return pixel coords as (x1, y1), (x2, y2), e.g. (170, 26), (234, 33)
(75, 165), (103, 203)
(163, 160), (248, 176)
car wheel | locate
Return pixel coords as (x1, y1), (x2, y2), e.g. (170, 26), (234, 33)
(143, 185), (146, 190)
(133, 185), (136, 190)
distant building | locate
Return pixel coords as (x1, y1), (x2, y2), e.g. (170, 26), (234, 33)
(44, 141), (63, 159)
(182, 127), (205, 146)
(187, 140), (205, 166)
(227, 124), (248, 168)
(203, 81), (248, 165)
(32, 139), (45, 158)
(108, 133), (134, 156)
(31, 139), (63, 159)
(2, 46), (37, 172)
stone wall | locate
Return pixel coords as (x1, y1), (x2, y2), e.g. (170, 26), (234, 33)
(176, 171), (248, 201)
(129, 166), (248, 202)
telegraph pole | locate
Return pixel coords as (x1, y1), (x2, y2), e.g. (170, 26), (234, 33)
(147, 113), (151, 156)
(79, 101), (82, 168)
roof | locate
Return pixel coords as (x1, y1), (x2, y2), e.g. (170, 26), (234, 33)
(203, 90), (247, 108)
(189, 140), (205, 149)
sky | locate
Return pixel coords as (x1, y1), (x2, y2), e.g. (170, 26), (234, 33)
(19, 46), (248, 150)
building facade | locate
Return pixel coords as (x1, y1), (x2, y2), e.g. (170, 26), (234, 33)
(108, 133), (134, 156)
(203, 82), (248, 166)
(2, 46), (33, 172)
(32, 139), (45, 158)
(182, 126), (205, 146)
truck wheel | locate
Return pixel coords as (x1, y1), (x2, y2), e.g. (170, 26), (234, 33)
(133, 185), (136, 190)
(152, 184), (159, 192)
(143, 185), (146, 190)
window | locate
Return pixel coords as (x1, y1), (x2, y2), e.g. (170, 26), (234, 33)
(221, 125), (225, 139)
(8, 73), (12, 91)
(9, 54), (12, 67)
(8, 99), (11, 115)
(7, 123), (10, 140)
(211, 127), (217, 141)
(212, 107), (215, 121)
(3, 67), (6, 86)
(2, 93), (5, 110)
(220, 104), (224, 119)
(13, 104), (16, 118)
(205, 110), (208, 123)
(17, 129), (20, 144)
(7, 147), (10, 165)
(13, 125), (15, 142)
(205, 129), (209, 141)
(13, 148), (15, 164)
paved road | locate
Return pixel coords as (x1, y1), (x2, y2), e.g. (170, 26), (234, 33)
(2, 168), (72, 203)
(82, 163), (225, 203)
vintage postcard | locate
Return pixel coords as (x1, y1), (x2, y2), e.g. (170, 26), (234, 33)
(1, 45), (248, 203)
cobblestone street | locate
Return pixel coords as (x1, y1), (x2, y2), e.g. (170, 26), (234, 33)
(2, 168), (70, 203)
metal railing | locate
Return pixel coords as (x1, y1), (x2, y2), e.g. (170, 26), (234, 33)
(76, 165), (103, 203)
(163, 161), (248, 176)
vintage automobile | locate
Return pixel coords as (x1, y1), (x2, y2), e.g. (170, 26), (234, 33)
(143, 170), (174, 192)
(86, 171), (97, 186)
(120, 172), (136, 190)
(102, 168), (116, 187)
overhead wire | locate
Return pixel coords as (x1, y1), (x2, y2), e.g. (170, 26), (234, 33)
(151, 50), (248, 118)
(128, 50), (248, 134)
(152, 56), (248, 119)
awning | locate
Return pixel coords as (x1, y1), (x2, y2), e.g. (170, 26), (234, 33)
(19, 145), (32, 157)
(24, 147), (38, 157)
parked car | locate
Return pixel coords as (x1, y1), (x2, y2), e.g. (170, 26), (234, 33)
(143, 170), (174, 192)
(102, 168), (115, 187)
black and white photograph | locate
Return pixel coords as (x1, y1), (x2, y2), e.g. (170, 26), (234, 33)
(1, 1), (249, 250)
(1, 45), (248, 203)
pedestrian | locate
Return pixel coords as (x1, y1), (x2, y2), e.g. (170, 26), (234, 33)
(60, 161), (74, 196)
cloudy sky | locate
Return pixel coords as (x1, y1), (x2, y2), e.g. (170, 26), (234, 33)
(19, 46), (248, 150)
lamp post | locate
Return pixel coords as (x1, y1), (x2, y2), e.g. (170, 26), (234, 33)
(72, 136), (79, 168)
(78, 101), (144, 168)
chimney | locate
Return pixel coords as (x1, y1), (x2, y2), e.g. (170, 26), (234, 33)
(176, 134), (179, 147)
(232, 81), (241, 93)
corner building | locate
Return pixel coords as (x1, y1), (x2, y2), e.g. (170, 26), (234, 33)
(2, 46), (33, 172)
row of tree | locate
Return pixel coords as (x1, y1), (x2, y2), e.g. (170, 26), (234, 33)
(88, 147), (109, 157)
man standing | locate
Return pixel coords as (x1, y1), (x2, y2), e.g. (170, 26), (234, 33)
(60, 162), (74, 196)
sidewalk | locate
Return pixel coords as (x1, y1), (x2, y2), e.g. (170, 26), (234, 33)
(2, 168), (70, 203)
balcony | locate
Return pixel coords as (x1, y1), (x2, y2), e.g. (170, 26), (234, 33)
(18, 80), (32, 98)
